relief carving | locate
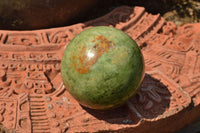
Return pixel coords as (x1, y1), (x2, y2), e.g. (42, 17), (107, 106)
(0, 6), (198, 133)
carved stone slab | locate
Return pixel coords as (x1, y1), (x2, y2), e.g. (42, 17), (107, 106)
(0, 6), (199, 133)
(143, 22), (200, 106)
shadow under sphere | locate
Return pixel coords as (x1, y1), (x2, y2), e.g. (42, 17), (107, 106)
(82, 74), (171, 125)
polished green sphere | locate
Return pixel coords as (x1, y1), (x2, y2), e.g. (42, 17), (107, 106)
(61, 26), (144, 110)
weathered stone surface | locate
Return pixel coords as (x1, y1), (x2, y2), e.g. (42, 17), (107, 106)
(0, 6), (199, 133)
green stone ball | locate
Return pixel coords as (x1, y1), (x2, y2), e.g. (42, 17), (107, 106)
(61, 26), (144, 110)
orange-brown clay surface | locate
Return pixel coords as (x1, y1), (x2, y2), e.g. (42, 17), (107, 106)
(0, 6), (199, 133)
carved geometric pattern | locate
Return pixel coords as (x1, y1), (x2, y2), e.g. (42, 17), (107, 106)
(0, 6), (198, 133)
(128, 71), (191, 120)
(142, 23), (200, 106)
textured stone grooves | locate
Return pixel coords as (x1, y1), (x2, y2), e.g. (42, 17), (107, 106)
(0, 6), (198, 133)
(29, 95), (50, 133)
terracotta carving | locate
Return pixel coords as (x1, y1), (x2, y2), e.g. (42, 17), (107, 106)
(0, 6), (199, 133)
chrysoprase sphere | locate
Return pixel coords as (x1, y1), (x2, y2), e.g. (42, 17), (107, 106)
(61, 26), (144, 110)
